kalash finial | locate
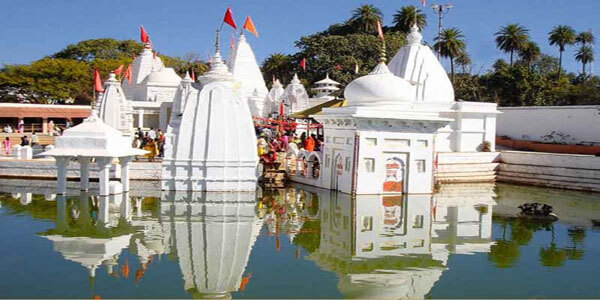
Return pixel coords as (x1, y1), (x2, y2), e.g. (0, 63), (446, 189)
(379, 40), (387, 63)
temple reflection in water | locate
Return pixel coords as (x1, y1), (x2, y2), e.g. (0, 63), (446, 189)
(1, 183), (496, 298)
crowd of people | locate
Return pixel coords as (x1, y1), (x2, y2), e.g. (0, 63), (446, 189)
(256, 125), (324, 169)
(133, 127), (165, 162)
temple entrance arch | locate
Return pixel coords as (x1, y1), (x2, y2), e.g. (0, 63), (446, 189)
(383, 154), (407, 193)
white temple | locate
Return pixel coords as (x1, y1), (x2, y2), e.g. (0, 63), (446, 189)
(287, 25), (499, 194)
(96, 72), (134, 137)
(122, 44), (182, 130)
(162, 41), (258, 192)
(228, 33), (270, 117)
(265, 79), (285, 116)
(283, 74), (311, 115)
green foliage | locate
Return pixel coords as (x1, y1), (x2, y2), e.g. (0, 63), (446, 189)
(293, 32), (406, 93)
(392, 6), (427, 33)
(262, 53), (293, 86)
(349, 4), (383, 33)
(0, 38), (205, 104)
(292, 219), (321, 253)
(548, 25), (576, 79)
(434, 27), (466, 82)
(495, 24), (530, 65)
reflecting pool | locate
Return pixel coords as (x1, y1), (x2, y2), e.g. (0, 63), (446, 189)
(0, 181), (599, 299)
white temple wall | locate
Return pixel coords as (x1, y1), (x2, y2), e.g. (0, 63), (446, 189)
(320, 128), (356, 194)
(355, 130), (434, 195)
(497, 105), (600, 144)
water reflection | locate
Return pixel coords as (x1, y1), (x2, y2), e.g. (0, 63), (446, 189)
(291, 184), (496, 299)
(1, 181), (599, 298)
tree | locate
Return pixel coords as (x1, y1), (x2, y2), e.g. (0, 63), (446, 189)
(349, 4), (383, 33)
(294, 32), (406, 88)
(455, 52), (472, 74)
(575, 45), (594, 75)
(52, 38), (144, 62)
(548, 25), (576, 79)
(495, 24), (530, 66)
(575, 31), (595, 47)
(518, 41), (541, 70)
(434, 27), (466, 83)
(261, 53), (293, 85)
(392, 6), (427, 34)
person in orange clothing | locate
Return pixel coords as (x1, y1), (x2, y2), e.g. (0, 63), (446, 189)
(304, 134), (315, 152)
(121, 260), (130, 278)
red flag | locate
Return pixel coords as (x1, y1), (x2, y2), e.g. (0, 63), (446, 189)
(243, 16), (258, 37)
(279, 101), (284, 116)
(124, 64), (132, 84)
(230, 33), (235, 50)
(113, 64), (124, 75)
(223, 6), (237, 29)
(300, 58), (306, 71)
(93, 69), (104, 93)
(419, 0), (426, 7)
(376, 20), (385, 41)
(140, 26), (150, 44)
(191, 69), (196, 81)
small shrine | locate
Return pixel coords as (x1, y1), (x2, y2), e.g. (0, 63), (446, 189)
(41, 112), (146, 196)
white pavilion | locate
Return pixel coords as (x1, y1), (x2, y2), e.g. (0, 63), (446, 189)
(162, 41), (258, 192)
(286, 25), (499, 194)
(310, 73), (341, 106)
(41, 112), (146, 196)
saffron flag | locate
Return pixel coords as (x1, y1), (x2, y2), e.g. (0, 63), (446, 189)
(113, 64), (124, 75)
(124, 64), (132, 84)
(140, 26), (150, 43)
(300, 58), (306, 71)
(376, 20), (385, 41)
(243, 16), (259, 37)
(279, 101), (284, 116)
(223, 6), (237, 29)
(191, 69), (196, 81)
(93, 69), (104, 93)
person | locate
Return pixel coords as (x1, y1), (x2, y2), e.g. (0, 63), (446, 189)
(3, 137), (10, 156)
(300, 132), (307, 146)
(157, 130), (166, 158)
(65, 120), (71, 129)
(304, 134), (315, 152)
(280, 133), (289, 152)
(3, 124), (12, 133)
(257, 134), (267, 157)
(144, 138), (157, 162)
(48, 120), (55, 136)
(31, 132), (39, 146)
(136, 127), (144, 148)
(148, 127), (157, 140)
(17, 119), (24, 133)
(20, 135), (29, 146)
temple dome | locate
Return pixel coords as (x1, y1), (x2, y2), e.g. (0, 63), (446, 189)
(345, 62), (414, 107)
(388, 25), (454, 103)
(142, 67), (182, 86)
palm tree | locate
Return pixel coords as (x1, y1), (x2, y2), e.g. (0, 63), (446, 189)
(575, 45), (594, 75)
(495, 24), (530, 66)
(392, 6), (427, 34)
(434, 27), (466, 83)
(350, 4), (383, 33)
(548, 25), (576, 79)
(261, 53), (292, 84)
(455, 52), (471, 74)
(518, 41), (541, 70)
(576, 31), (595, 47)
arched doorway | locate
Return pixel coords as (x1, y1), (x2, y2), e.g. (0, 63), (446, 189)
(331, 153), (343, 191)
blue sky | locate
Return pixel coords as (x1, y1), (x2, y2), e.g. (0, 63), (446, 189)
(0, 0), (599, 74)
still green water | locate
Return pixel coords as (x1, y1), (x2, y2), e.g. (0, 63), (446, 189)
(0, 182), (599, 299)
